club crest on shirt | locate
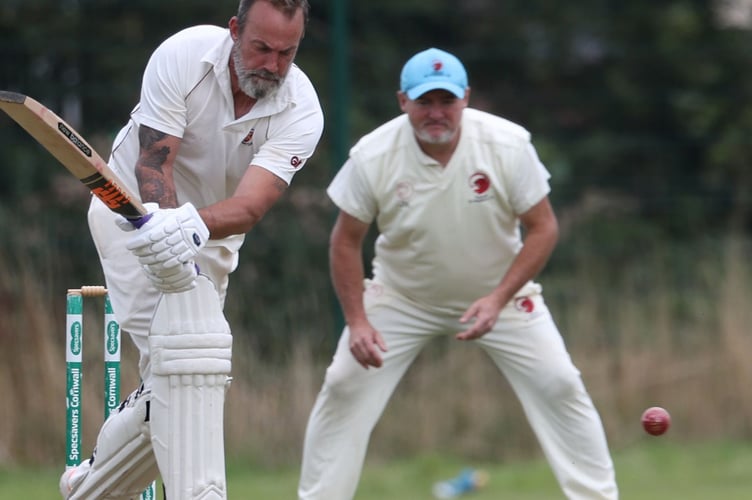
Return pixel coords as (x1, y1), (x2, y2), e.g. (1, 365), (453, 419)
(241, 128), (255, 146)
(395, 181), (414, 207)
(514, 296), (535, 313)
(468, 171), (493, 203)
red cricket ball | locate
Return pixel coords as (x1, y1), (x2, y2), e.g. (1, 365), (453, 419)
(641, 406), (671, 436)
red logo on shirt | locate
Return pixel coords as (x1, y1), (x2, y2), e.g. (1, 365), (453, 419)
(290, 156), (302, 168)
(469, 172), (491, 194)
(241, 129), (255, 145)
(514, 297), (535, 313)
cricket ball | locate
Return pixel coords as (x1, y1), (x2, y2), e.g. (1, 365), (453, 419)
(641, 406), (671, 436)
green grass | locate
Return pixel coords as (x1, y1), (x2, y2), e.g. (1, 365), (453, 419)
(3, 440), (752, 499)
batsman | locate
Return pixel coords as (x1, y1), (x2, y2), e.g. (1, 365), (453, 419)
(59, 1), (322, 498)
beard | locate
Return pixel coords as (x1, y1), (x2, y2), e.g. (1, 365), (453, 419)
(232, 41), (284, 99)
(414, 125), (456, 145)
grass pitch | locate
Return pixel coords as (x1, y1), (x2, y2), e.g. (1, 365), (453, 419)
(2, 440), (751, 499)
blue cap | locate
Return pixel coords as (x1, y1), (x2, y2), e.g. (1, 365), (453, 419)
(400, 48), (468, 100)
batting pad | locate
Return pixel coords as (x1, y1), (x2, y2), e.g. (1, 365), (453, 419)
(63, 387), (158, 500)
(149, 275), (232, 500)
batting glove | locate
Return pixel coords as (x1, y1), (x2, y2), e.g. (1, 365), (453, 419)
(126, 202), (209, 269)
(141, 260), (199, 293)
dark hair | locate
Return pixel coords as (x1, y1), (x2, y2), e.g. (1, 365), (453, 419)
(236, 0), (310, 31)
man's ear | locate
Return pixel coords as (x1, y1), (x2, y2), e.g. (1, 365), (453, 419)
(397, 91), (409, 112)
(229, 16), (239, 41)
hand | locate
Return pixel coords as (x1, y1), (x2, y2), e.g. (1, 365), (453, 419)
(456, 294), (504, 340)
(126, 202), (209, 268)
(348, 322), (388, 369)
(142, 260), (199, 293)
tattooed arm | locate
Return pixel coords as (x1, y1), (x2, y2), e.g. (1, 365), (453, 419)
(134, 124), (288, 240)
(135, 125), (180, 208)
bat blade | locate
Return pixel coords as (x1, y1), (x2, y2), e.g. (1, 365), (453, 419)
(0, 90), (146, 219)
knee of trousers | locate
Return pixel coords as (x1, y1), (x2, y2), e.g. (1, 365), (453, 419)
(535, 366), (587, 401)
(320, 361), (375, 401)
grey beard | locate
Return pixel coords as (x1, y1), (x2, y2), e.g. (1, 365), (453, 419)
(232, 46), (283, 99)
(415, 128), (454, 145)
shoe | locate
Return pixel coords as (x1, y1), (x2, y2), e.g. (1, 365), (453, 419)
(59, 460), (91, 499)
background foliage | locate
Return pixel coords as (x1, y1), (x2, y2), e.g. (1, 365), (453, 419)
(2, 0), (751, 287)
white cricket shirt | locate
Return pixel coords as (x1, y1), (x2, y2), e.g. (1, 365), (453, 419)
(107, 25), (324, 253)
(327, 108), (551, 311)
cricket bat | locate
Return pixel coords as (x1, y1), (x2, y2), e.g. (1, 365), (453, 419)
(0, 90), (146, 220)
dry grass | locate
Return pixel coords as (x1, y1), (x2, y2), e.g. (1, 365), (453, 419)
(0, 236), (750, 468)
(0, 255), (144, 465)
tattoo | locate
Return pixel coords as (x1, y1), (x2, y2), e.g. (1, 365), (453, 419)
(135, 125), (178, 207)
(138, 126), (166, 149)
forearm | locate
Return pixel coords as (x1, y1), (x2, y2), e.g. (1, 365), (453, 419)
(488, 196), (560, 306)
(199, 199), (266, 240)
(330, 244), (368, 328)
(200, 166), (288, 240)
(491, 226), (558, 307)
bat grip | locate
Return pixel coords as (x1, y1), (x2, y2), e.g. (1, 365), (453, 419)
(129, 212), (153, 229)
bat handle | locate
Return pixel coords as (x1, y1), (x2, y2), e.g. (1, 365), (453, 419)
(129, 212), (153, 229)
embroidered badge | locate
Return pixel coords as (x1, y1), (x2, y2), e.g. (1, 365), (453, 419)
(241, 128), (255, 146)
(514, 296), (535, 313)
(468, 171), (493, 203)
(395, 181), (414, 207)
(469, 172), (490, 194)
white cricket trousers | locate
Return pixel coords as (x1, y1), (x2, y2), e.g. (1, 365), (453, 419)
(298, 281), (618, 500)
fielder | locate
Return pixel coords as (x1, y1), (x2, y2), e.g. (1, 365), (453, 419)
(59, 1), (322, 498)
(298, 48), (618, 499)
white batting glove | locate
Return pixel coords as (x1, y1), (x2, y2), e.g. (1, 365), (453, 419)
(126, 202), (209, 269)
(142, 260), (199, 293)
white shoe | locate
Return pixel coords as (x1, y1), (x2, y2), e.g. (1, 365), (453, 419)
(59, 460), (92, 499)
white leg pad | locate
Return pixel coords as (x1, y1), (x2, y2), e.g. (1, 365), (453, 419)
(63, 386), (158, 500)
(149, 275), (232, 500)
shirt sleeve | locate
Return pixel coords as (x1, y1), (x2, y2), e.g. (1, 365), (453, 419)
(326, 158), (378, 224)
(508, 141), (552, 215)
(132, 34), (191, 138)
(249, 82), (324, 185)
